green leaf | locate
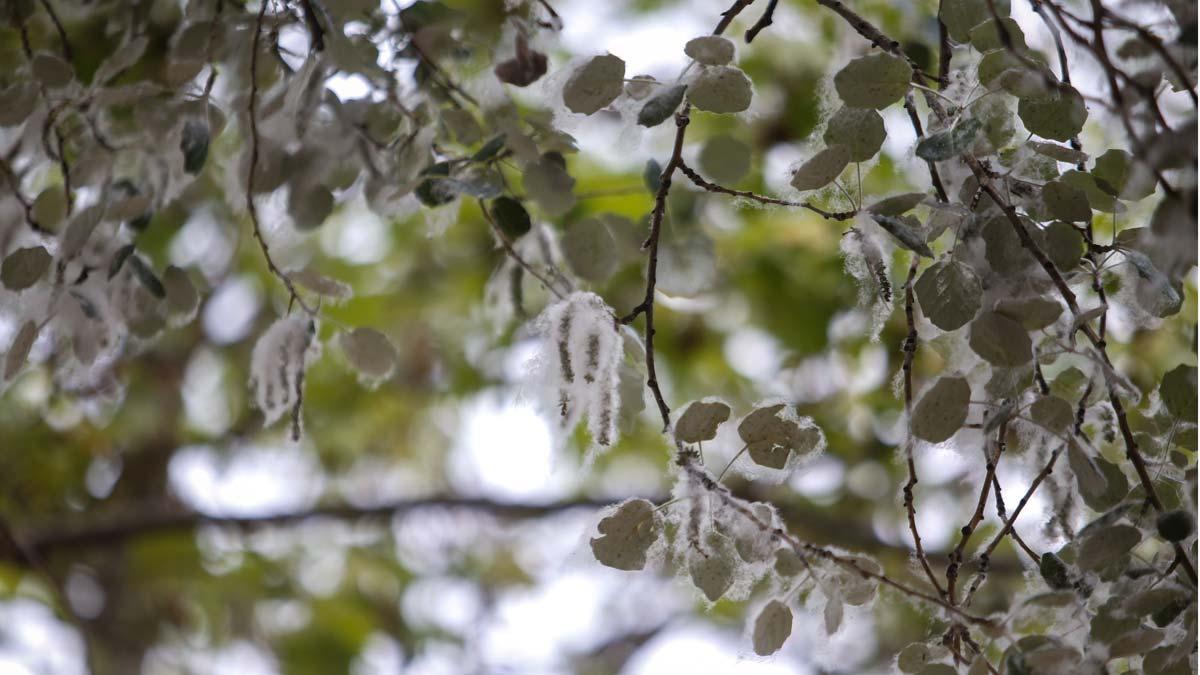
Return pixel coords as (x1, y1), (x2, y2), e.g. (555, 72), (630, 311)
(738, 404), (821, 469)
(995, 296), (1062, 330)
(637, 84), (687, 127)
(675, 400), (732, 443)
(1029, 141), (1088, 164)
(1042, 221), (1084, 271)
(914, 259), (982, 331)
(1160, 365), (1196, 420)
(969, 17), (1026, 52)
(752, 600), (793, 656)
(871, 214), (934, 257)
(833, 52), (913, 109)
(643, 158), (662, 194)
(968, 311), (1032, 366)
(911, 377), (971, 443)
(1042, 179), (1091, 222)
(491, 196), (531, 239)
(163, 266), (199, 317)
(698, 136), (751, 184)
(867, 192), (926, 216)
(915, 118), (982, 161)
(790, 145), (851, 191)
(180, 120), (210, 175)
(1018, 87), (1087, 141)
(939, 0), (1011, 42)
(684, 35), (735, 66)
(472, 135), (507, 162)
(4, 320), (38, 381)
(1156, 510), (1195, 542)
(338, 327), (398, 382)
(563, 54), (625, 115)
(128, 256), (166, 299)
(688, 538), (735, 602)
(1039, 552), (1072, 590)
(1092, 149), (1155, 201)
(590, 498), (661, 571)
(1, 246), (51, 291)
(1030, 396), (1073, 434)
(687, 66), (753, 113)
(823, 107), (886, 162)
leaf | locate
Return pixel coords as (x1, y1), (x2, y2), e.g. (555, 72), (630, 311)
(823, 589), (843, 634)
(288, 184), (335, 230)
(1109, 628), (1164, 659)
(1092, 149), (1155, 201)
(738, 404), (821, 469)
(4, 320), (38, 381)
(637, 84), (687, 127)
(493, 34), (548, 87)
(774, 549), (803, 577)
(915, 118), (982, 161)
(1160, 365), (1196, 420)
(624, 75), (657, 100)
(914, 259), (982, 331)
(108, 244), (136, 280)
(162, 266), (199, 317)
(871, 214), (934, 257)
(491, 197), (531, 240)
(1030, 396), (1073, 434)
(1077, 523), (1140, 570)
(643, 159), (662, 194)
(790, 145), (851, 191)
(1042, 180), (1091, 222)
(181, 120), (210, 175)
(1125, 250), (1183, 317)
(338, 327), (398, 382)
(698, 136), (751, 184)
(833, 52), (913, 109)
(684, 35), (735, 66)
(1039, 552), (1071, 590)
(32, 52), (74, 88)
(940, 0), (1011, 42)
(1029, 141), (1088, 164)
(0, 82), (38, 127)
(911, 377), (970, 443)
(688, 544), (735, 602)
(868, 192), (926, 216)
(969, 311), (1032, 367)
(752, 600), (792, 656)
(127, 256), (166, 299)
(1018, 87), (1087, 141)
(995, 296), (1062, 330)
(823, 107), (886, 162)
(563, 217), (619, 283)
(563, 54), (625, 115)
(675, 400), (732, 443)
(898, 643), (950, 673)
(969, 17), (1026, 52)
(590, 498), (661, 571)
(94, 36), (148, 84)
(687, 66), (752, 114)
(1042, 221), (1084, 271)
(472, 135), (507, 162)
(1, 246), (51, 291)
(524, 154), (576, 217)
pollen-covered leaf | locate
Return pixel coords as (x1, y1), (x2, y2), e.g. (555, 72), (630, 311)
(684, 35), (735, 66)
(675, 399), (731, 443)
(687, 66), (752, 114)
(590, 498), (661, 571)
(688, 539), (735, 602)
(823, 589), (843, 634)
(940, 0), (1011, 42)
(637, 84), (686, 128)
(833, 52), (913, 109)
(790, 145), (851, 191)
(872, 214), (933, 257)
(915, 118), (982, 161)
(738, 405), (821, 469)
(752, 600), (792, 656)
(868, 192), (926, 217)
(338, 327), (398, 383)
(914, 259), (982, 330)
(1, 246), (51, 291)
(824, 107), (886, 162)
(563, 217), (619, 283)
(911, 377), (970, 443)
(563, 54), (625, 115)
(969, 311), (1032, 366)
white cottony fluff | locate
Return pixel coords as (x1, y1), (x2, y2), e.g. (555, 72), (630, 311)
(249, 315), (319, 430)
(533, 291), (623, 447)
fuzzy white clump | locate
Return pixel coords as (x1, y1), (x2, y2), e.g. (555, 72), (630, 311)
(839, 225), (892, 342)
(248, 314), (320, 435)
(531, 291), (623, 449)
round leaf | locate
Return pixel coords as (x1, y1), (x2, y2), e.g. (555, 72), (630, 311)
(914, 259), (982, 331)
(590, 498), (661, 571)
(563, 54), (625, 115)
(969, 311), (1033, 366)
(823, 107), (886, 161)
(684, 35), (735, 66)
(687, 66), (752, 114)
(912, 377), (970, 443)
(675, 400), (732, 443)
(790, 145), (851, 191)
(834, 53), (913, 109)
(752, 600), (793, 656)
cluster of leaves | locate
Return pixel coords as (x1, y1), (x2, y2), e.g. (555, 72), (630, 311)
(0, 0), (1196, 672)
